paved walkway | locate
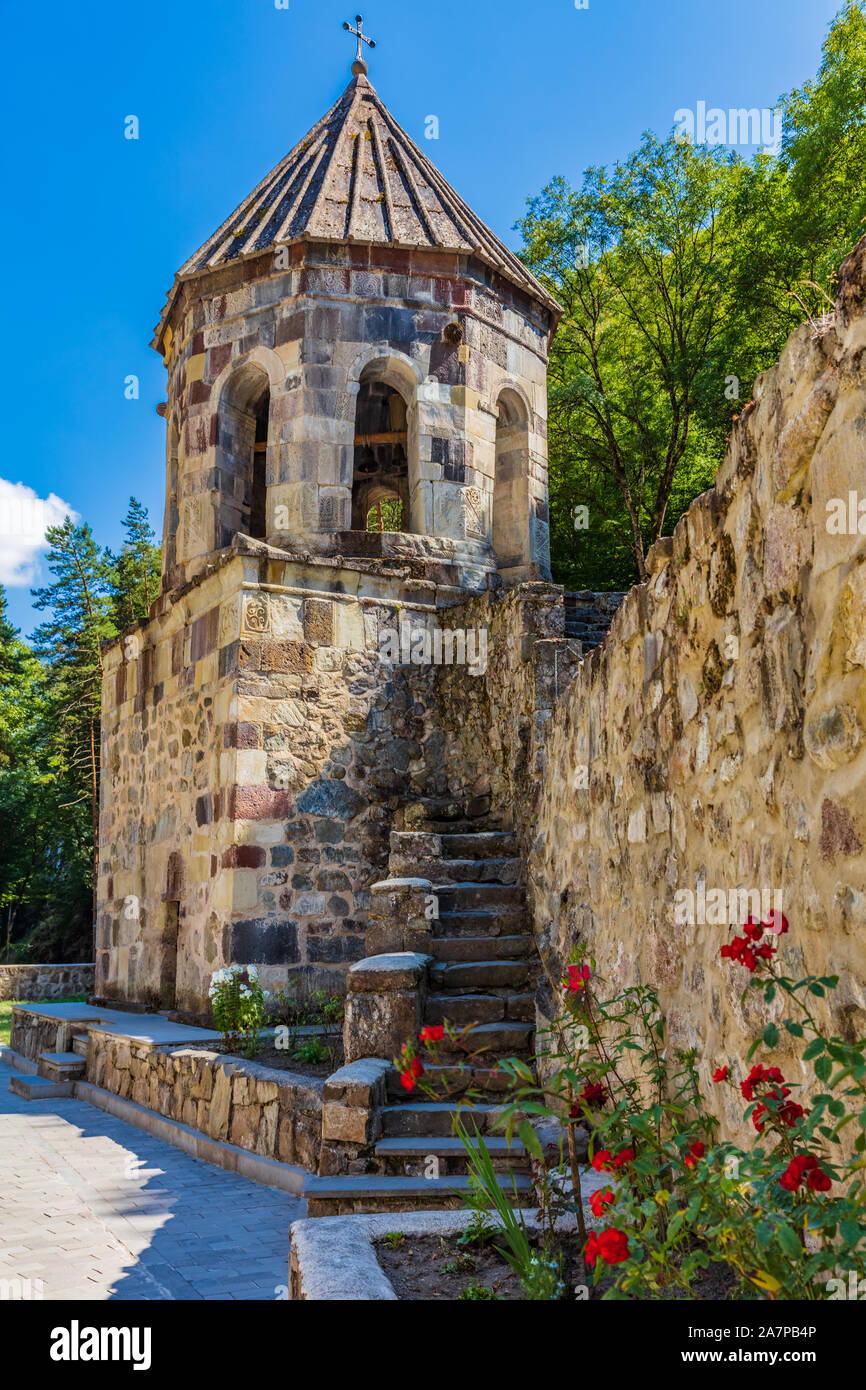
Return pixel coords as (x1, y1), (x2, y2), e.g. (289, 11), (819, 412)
(0, 1059), (303, 1300)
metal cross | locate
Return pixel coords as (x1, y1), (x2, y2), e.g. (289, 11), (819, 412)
(343, 14), (376, 74)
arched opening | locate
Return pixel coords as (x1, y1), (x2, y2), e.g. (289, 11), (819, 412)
(216, 363), (270, 547)
(162, 414), (180, 586)
(493, 388), (531, 573)
(350, 375), (410, 531)
(364, 491), (404, 533)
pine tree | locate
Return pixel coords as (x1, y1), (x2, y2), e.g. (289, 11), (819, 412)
(30, 518), (116, 924)
(108, 497), (161, 631)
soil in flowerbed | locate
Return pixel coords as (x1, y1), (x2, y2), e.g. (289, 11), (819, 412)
(376, 1232), (586, 1301)
(376, 1232), (741, 1301)
(212, 1042), (339, 1079)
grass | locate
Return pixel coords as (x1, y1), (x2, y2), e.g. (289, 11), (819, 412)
(0, 995), (87, 1049)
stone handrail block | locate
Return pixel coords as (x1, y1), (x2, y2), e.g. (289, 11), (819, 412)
(343, 952), (432, 1065)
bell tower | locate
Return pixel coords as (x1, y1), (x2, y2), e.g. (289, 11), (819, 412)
(96, 31), (561, 1017)
(153, 30), (559, 595)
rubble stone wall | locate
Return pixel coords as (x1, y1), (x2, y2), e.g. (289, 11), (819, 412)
(528, 241), (866, 1141)
(86, 1031), (322, 1170)
(0, 963), (93, 1003)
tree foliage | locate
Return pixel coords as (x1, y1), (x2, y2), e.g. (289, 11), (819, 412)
(521, 1), (866, 589)
(0, 499), (161, 962)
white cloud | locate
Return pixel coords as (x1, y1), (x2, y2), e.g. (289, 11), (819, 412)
(0, 479), (80, 586)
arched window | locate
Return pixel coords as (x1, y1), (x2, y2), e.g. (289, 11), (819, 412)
(493, 388), (531, 573)
(350, 374), (410, 531)
(216, 363), (270, 546)
(162, 414), (180, 585)
(365, 492), (404, 532)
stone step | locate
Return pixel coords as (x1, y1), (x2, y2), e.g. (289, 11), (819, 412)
(434, 882), (525, 911)
(423, 818), (505, 835)
(71, 1035), (89, 1058)
(38, 1051), (86, 1083)
(431, 960), (533, 989)
(9, 1074), (73, 1101)
(380, 1101), (503, 1137)
(426, 992), (534, 1026)
(436, 908), (530, 937)
(386, 1062), (514, 1099)
(425, 993), (505, 1026)
(375, 1135), (529, 1175)
(375, 1135), (526, 1158)
(304, 1172), (532, 1218)
(438, 831), (519, 859)
(427, 857), (522, 886)
(437, 1020), (534, 1056)
(427, 934), (534, 962)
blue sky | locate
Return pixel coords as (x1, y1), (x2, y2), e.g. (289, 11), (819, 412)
(0, 0), (843, 633)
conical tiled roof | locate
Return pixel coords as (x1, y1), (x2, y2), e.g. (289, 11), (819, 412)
(156, 74), (559, 342)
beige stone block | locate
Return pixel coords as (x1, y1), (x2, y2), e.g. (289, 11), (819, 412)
(186, 353), (206, 383)
(236, 749), (268, 783)
(322, 1102), (369, 1144)
(232, 870), (259, 910)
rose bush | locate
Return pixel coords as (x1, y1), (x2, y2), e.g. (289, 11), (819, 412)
(398, 914), (866, 1299)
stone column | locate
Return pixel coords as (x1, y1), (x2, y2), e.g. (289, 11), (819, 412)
(342, 952), (431, 1066)
(367, 877), (436, 956)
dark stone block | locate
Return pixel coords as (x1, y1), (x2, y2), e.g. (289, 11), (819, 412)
(219, 641), (239, 679)
(297, 780), (367, 820)
(231, 919), (299, 965)
(306, 934), (365, 964)
(271, 845), (295, 867)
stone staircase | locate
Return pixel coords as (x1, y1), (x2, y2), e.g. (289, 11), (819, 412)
(564, 590), (625, 649)
(306, 816), (540, 1216)
(8, 1048), (86, 1102)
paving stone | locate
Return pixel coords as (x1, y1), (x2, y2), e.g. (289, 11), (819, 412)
(0, 1058), (302, 1301)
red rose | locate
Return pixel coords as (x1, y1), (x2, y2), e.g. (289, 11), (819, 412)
(721, 932), (775, 972)
(584, 1228), (630, 1268)
(597, 1229), (630, 1265)
(762, 910), (789, 935)
(712, 1066), (728, 1083)
(590, 1149), (612, 1172)
(419, 1025), (445, 1044)
(411, 1056), (424, 1078)
(684, 1140), (705, 1169)
(579, 1082), (607, 1107)
(611, 1147), (635, 1168)
(400, 1071), (415, 1092)
(589, 1187), (615, 1218)
(806, 1168), (832, 1192)
(565, 963), (591, 993)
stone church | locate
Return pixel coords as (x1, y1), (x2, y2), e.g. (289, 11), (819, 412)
(95, 39), (568, 1017)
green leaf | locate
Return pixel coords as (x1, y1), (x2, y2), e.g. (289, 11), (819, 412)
(802, 1039), (826, 1061)
(840, 1219), (862, 1249)
(776, 1224), (802, 1260)
(763, 1023), (779, 1048)
(785, 1020), (804, 1038)
(517, 1120), (545, 1162)
(814, 1055), (832, 1082)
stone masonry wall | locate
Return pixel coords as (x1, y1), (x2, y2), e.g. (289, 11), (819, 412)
(418, 584), (584, 851)
(86, 1031), (322, 1171)
(161, 240), (552, 590)
(99, 547), (461, 1016)
(0, 963), (94, 1003)
(528, 239), (866, 1143)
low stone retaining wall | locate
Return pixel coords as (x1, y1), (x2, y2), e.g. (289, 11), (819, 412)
(87, 1031), (323, 1170)
(0, 963), (93, 1002)
(10, 1007), (84, 1061)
